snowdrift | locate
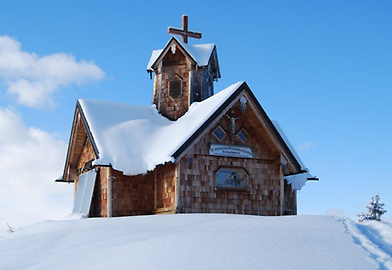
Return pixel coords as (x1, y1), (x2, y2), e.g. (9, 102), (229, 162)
(0, 214), (391, 269)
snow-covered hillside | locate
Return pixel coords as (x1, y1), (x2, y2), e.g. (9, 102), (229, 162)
(0, 215), (391, 270)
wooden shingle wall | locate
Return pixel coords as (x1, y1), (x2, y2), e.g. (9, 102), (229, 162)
(90, 167), (108, 217)
(110, 163), (178, 216)
(178, 103), (284, 216)
(154, 163), (177, 214)
(111, 169), (154, 216)
(153, 49), (190, 120)
(283, 181), (297, 215)
(75, 137), (95, 196)
(74, 137), (108, 217)
(152, 44), (214, 120)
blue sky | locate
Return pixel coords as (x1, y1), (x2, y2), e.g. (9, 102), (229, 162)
(0, 0), (391, 230)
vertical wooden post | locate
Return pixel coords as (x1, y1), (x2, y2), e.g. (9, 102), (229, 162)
(182, 15), (188, 43)
(107, 167), (113, 218)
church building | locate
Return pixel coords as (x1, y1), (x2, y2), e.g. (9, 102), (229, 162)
(57, 15), (317, 217)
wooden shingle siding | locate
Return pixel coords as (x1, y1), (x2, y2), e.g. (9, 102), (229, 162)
(283, 181), (297, 215)
(153, 49), (190, 120)
(100, 163), (179, 217)
(177, 103), (284, 216)
(74, 137), (108, 217)
(111, 169), (154, 216)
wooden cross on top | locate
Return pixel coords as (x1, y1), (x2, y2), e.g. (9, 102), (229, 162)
(168, 15), (202, 44)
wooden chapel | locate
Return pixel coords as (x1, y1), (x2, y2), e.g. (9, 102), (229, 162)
(57, 15), (317, 218)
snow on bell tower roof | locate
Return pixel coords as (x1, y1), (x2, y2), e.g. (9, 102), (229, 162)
(147, 36), (219, 76)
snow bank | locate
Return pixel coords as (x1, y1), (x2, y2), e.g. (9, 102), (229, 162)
(0, 215), (382, 270)
(344, 219), (392, 269)
(80, 82), (243, 175)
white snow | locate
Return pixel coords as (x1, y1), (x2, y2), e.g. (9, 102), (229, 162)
(1, 214), (390, 270)
(285, 171), (313, 191)
(146, 49), (163, 71)
(344, 219), (392, 269)
(273, 120), (307, 171)
(147, 37), (216, 71)
(80, 82), (243, 175)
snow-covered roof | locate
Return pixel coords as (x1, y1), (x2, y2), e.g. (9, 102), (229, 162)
(77, 81), (313, 190)
(147, 37), (216, 71)
(272, 121), (315, 190)
(272, 121), (307, 171)
(272, 121), (314, 190)
(79, 82), (243, 176)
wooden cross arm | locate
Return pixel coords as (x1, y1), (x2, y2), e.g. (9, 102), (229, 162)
(167, 27), (202, 39)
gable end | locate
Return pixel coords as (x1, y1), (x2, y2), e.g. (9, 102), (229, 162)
(172, 82), (302, 173)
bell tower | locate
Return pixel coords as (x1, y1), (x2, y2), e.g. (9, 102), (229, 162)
(147, 15), (221, 120)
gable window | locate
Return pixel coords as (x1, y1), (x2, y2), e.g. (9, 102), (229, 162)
(216, 168), (248, 189)
(237, 128), (249, 143)
(169, 74), (183, 99)
(212, 125), (226, 141)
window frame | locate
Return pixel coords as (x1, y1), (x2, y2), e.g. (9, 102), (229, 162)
(214, 166), (250, 191)
(212, 125), (227, 142)
(236, 128), (250, 143)
(168, 74), (183, 99)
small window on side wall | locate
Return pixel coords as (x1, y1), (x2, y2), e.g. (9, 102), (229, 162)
(237, 128), (249, 143)
(216, 168), (248, 189)
(169, 74), (183, 99)
(212, 125), (226, 141)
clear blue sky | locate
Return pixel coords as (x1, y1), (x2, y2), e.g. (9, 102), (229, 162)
(0, 0), (391, 227)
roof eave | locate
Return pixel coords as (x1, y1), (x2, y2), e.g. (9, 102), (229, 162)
(76, 100), (100, 159)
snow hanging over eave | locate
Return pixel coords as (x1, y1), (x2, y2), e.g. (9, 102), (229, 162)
(78, 81), (243, 176)
(285, 172), (313, 191)
(147, 37), (216, 71)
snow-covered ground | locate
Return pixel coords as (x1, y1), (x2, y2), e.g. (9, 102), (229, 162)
(0, 214), (391, 270)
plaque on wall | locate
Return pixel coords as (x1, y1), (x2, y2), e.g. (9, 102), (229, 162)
(209, 144), (253, 158)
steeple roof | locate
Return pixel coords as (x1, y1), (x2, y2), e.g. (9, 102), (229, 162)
(147, 37), (219, 75)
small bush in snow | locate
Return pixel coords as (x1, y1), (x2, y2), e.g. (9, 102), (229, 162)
(358, 194), (387, 222)
(6, 223), (15, 233)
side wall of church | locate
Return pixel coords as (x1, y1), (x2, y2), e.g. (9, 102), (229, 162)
(154, 163), (178, 214)
(178, 104), (283, 216)
(111, 169), (154, 216)
(283, 181), (297, 215)
(90, 167), (108, 217)
(74, 136), (179, 217)
(110, 163), (178, 216)
(74, 138), (108, 217)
